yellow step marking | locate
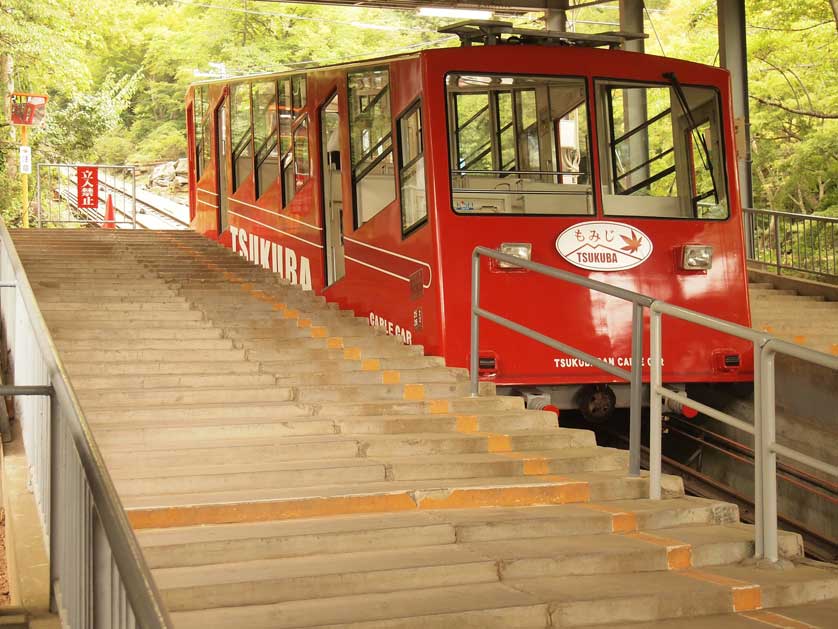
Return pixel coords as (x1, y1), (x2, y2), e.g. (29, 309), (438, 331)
(271, 303), (287, 311)
(240, 282), (254, 290)
(283, 309), (299, 319)
(793, 335), (807, 344)
(327, 337), (344, 349)
(309, 327), (328, 338)
(677, 569), (761, 612)
(381, 370), (401, 384)
(344, 347), (362, 360)
(487, 434), (512, 452)
(624, 531), (692, 570)
(361, 359), (380, 371)
(128, 493), (417, 529)
(831, 344), (838, 356)
(429, 400), (450, 414)
(404, 384), (425, 401)
(455, 415), (479, 433)
(522, 458), (551, 476)
(416, 482), (590, 510)
(761, 325), (775, 333)
(575, 503), (638, 533)
(740, 610), (819, 628)
(298, 318), (312, 328)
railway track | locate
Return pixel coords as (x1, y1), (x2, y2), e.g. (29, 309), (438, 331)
(55, 175), (189, 230)
(591, 417), (838, 563)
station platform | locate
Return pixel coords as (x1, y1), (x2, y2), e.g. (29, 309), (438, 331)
(4, 228), (838, 628)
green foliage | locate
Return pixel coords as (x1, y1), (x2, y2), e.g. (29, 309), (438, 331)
(0, 0), (835, 230)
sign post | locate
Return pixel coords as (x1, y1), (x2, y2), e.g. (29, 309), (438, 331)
(9, 93), (48, 228)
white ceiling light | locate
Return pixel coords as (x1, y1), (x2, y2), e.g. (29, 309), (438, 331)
(418, 7), (494, 20)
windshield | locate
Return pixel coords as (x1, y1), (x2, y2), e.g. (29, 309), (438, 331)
(596, 80), (728, 220)
(446, 73), (593, 215)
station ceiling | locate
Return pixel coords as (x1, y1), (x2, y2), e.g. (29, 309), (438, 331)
(255, 0), (610, 15)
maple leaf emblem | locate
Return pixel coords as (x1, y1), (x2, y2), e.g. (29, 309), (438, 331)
(620, 229), (643, 254)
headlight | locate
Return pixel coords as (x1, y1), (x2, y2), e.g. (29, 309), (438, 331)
(682, 245), (713, 270)
(498, 242), (532, 268)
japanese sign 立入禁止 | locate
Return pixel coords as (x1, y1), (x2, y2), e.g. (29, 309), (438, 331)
(77, 166), (99, 209)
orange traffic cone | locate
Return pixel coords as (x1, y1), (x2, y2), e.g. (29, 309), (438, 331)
(103, 194), (116, 229)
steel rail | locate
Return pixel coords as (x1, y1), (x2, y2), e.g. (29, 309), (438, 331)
(0, 218), (173, 627)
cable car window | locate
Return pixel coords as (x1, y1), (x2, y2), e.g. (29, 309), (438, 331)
(398, 102), (427, 235)
(283, 116), (310, 206)
(193, 86), (209, 179)
(231, 83), (253, 192)
(447, 73), (593, 216)
(253, 80), (279, 199)
(597, 80), (728, 219)
(278, 79), (293, 156)
(292, 75), (307, 112)
(348, 68), (396, 226)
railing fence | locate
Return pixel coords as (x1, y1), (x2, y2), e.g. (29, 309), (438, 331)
(470, 246), (838, 565)
(0, 219), (171, 628)
(745, 207), (837, 280)
(35, 164), (138, 229)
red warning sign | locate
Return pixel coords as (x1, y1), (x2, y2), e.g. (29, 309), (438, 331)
(77, 167), (98, 209)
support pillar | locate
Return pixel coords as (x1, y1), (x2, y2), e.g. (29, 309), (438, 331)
(545, 0), (568, 32)
(620, 0), (649, 189)
(718, 0), (754, 252)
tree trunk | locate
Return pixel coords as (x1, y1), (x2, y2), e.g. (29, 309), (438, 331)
(0, 54), (18, 178)
(830, 0), (838, 33)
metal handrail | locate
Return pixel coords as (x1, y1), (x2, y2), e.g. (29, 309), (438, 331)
(744, 207), (837, 279)
(0, 218), (172, 627)
(470, 246), (653, 476)
(648, 301), (838, 563)
(470, 245), (838, 565)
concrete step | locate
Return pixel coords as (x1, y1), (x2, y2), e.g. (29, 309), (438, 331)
(66, 359), (261, 376)
(80, 385), (294, 407)
(72, 372), (276, 390)
(261, 356), (446, 373)
(152, 524), (801, 613)
(44, 308), (205, 322)
(122, 471), (656, 529)
(113, 458), (388, 497)
(135, 497), (738, 568)
(39, 300), (191, 311)
(60, 347), (245, 363)
(100, 429), (597, 469)
(164, 560), (838, 628)
(273, 367), (468, 386)
(57, 337), (234, 352)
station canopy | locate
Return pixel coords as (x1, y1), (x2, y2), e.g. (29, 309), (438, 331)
(255, 0), (611, 15)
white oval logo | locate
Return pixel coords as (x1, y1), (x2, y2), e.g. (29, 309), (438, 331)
(556, 221), (653, 271)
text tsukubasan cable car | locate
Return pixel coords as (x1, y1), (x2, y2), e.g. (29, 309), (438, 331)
(186, 21), (753, 420)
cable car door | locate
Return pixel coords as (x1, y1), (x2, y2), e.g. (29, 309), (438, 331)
(216, 97), (229, 235)
(320, 93), (345, 285)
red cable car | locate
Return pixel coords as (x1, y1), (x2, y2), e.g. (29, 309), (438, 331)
(186, 22), (753, 420)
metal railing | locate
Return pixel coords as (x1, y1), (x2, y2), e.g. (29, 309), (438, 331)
(470, 246), (838, 564)
(0, 218), (172, 628)
(745, 207), (838, 280)
(35, 164), (138, 229)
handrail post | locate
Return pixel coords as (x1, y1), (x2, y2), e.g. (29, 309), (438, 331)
(761, 346), (779, 563)
(649, 307), (663, 499)
(773, 215), (781, 275)
(752, 341), (764, 559)
(628, 302), (643, 476)
(469, 250), (481, 397)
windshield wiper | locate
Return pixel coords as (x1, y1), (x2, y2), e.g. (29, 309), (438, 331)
(663, 71), (720, 205)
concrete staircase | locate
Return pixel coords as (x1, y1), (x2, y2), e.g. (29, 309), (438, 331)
(10, 229), (838, 628)
(749, 282), (838, 355)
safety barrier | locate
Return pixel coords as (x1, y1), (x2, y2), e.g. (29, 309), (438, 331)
(470, 246), (838, 563)
(0, 219), (172, 627)
(35, 163), (138, 229)
(745, 207), (837, 280)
